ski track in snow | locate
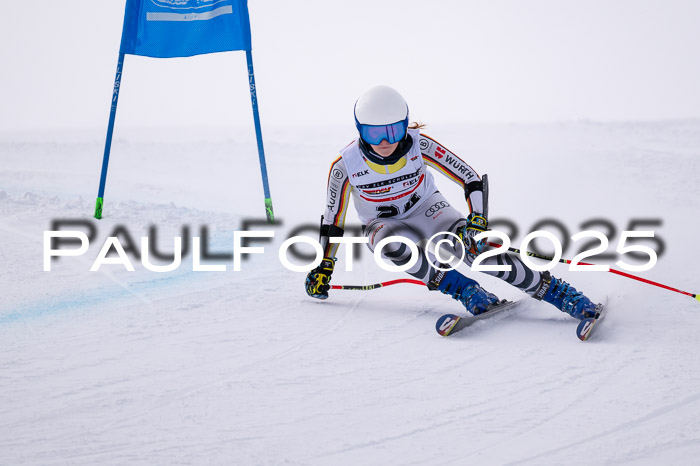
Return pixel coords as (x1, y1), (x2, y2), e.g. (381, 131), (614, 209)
(506, 389), (700, 465)
(93, 285), (370, 437)
(1, 123), (700, 464)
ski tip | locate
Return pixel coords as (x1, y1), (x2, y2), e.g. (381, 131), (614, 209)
(695, 294), (700, 303)
(576, 317), (596, 341)
(436, 314), (461, 336)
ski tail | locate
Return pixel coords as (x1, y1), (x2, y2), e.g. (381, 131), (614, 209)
(576, 301), (606, 341)
(436, 314), (462, 336)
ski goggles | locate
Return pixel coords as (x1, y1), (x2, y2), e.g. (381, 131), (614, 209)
(356, 118), (409, 145)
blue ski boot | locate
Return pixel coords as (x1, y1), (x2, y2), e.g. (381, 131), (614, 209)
(428, 269), (499, 315)
(533, 272), (597, 319)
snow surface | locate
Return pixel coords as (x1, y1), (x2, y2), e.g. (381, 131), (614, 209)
(2, 122), (700, 464)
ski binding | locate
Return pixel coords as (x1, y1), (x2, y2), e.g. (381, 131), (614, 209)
(435, 300), (519, 337)
(576, 302), (607, 341)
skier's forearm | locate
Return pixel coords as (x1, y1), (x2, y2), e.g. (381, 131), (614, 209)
(464, 179), (485, 215)
(319, 222), (345, 258)
(321, 157), (352, 257)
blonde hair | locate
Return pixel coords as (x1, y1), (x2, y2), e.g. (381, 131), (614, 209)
(408, 122), (426, 130)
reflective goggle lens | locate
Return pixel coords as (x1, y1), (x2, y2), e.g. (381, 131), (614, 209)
(358, 119), (408, 145)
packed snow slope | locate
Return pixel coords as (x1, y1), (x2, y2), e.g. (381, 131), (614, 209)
(1, 121), (700, 465)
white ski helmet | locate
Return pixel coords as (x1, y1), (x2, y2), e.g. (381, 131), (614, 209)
(354, 85), (409, 145)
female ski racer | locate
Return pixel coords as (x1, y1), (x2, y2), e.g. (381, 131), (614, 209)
(305, 85), (599, 319)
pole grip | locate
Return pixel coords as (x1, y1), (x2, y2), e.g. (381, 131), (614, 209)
(482, 173), (489, 219)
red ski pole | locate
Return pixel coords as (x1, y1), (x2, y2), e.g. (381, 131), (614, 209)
(331, 243), (699, 302)
(486, 241), (699, 302)
(331, 278), (425, 291)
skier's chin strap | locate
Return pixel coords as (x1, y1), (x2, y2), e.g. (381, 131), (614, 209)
(359, 134), (413, 165)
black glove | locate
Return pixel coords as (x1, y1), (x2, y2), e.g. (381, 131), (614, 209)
(459, 212), (488, 256)
(305, 257), (336, 299)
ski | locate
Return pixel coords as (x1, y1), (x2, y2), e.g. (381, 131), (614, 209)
(435, 300), (520, 337)
(576, 301), (607, 341)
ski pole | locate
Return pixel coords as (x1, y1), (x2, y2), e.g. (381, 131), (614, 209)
(331, 278), (425, 291)
(486, 241), (700, 302)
